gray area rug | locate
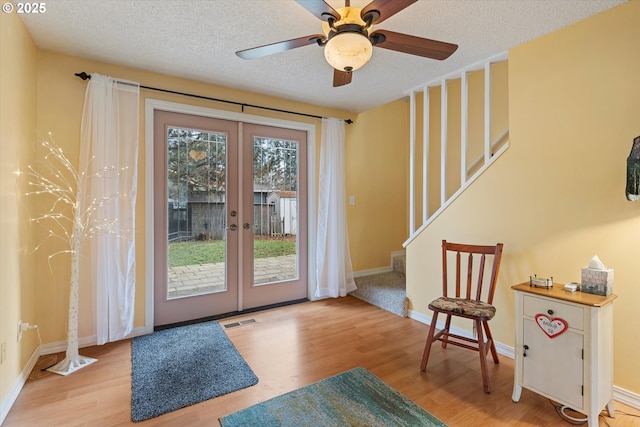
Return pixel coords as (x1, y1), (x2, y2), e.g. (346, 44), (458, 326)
(131, 321), (258, 422)
(351, 271), (409, 317)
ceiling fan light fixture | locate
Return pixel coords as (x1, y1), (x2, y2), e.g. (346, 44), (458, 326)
(324, 31), (373, 72)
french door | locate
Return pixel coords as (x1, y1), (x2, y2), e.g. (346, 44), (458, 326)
(153, 111), (307, 326)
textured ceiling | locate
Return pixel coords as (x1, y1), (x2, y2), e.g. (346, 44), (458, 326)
(18, 0), (626, 113)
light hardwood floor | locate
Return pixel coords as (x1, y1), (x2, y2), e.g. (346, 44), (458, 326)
(5, 297), (640, 426)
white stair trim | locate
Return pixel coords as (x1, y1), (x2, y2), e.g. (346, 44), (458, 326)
(403, 141), (509, 247)
(405, 51), (509, 244)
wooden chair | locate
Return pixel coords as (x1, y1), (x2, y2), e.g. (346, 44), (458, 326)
(420, 240), (504, 393)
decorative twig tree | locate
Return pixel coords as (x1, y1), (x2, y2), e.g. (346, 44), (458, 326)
(25, 136), (126, 375)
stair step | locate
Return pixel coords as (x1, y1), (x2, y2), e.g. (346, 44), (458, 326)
(350, 271), (408, 317)
(393, 253), (406, 274)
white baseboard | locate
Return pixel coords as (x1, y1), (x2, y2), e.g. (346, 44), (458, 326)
(38, 325), (149, 356)
(353, 250), (405, 279)
(409, 309), (639, 410)
(494, 341), (515, 360)
(0, 345), (40, 426)
(39, 335), (98, 356)
(408, 309), (432, 325)
(1, 325), (151, 425)
(613, 385), (640, 410)
(353, 266), (392, 278)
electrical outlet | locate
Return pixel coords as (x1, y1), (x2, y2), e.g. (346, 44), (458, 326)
(1, 341), (6, 364)
(17, 320), (22, 342)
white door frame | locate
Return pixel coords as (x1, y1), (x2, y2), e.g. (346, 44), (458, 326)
(144, 99), (317, 333)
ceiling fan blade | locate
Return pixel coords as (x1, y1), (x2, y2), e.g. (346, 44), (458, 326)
(361, 0), (417, 25)
(295, 0), (340, 22)
(333, 69), (352, 87)
(371, 30), (458, 60)
(236, 34), (324, 60)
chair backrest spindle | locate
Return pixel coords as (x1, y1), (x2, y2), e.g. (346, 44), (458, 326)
(456, 251), (462, 297)
(441, 240), (504, 304)
(466, 252), (473, 299)
(442, 244), (449, 297)
(475, 253), (486, 300)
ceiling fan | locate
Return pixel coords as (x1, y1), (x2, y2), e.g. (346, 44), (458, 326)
(236, 0), (458, 87)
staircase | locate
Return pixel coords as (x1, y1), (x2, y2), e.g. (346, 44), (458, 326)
(403, 53), (509, 246)
(350, 253), (409, 317)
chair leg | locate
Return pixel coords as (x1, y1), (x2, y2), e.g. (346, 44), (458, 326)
(440, 314), (452, 349)
(420, 312), (439, 371)
(475, 319), (491, 393)
(482, 321), (499, 364)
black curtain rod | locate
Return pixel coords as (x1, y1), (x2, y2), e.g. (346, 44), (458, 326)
(74, 72), (353, 124)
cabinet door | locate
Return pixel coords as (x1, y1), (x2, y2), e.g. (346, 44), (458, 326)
(523, 318), (584, 410)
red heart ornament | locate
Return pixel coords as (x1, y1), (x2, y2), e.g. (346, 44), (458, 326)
(535, 313), (569, 338)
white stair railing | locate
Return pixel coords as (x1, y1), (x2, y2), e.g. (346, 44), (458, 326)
(404, 52), (509, 247)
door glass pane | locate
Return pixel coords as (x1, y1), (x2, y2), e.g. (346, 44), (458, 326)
(253, 137), (298, 285)
(166, 127), (227, 299)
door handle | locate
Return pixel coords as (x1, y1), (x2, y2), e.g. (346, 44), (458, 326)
(227, 224), (238, 231)
(523, 344), (529, 357)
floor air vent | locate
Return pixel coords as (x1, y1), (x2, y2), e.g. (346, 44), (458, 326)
(223, 319), (257, 329)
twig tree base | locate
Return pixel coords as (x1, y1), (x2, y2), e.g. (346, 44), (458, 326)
(45, 191), (98, 377)
(47, 355), (98, 376)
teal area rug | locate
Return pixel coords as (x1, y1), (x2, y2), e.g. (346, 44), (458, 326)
(220, 367), (447, 427)
(131, 321), (258, 422)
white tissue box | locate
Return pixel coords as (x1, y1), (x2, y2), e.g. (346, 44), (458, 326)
(581, 267), (613, 296)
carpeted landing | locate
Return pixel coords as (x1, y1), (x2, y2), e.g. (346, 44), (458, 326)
(350, 253), (409, 317)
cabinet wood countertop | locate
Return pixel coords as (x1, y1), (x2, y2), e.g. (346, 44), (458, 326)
(511, 282), (617, 307)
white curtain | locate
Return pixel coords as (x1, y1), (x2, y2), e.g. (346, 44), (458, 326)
(315, 117), (356, 298)
(79, 74), (139, 344)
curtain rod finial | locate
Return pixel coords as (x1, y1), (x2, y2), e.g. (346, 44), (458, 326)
(75, 72), (91, 80)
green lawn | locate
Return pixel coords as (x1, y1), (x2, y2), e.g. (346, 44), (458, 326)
(169, 238), (296, 267)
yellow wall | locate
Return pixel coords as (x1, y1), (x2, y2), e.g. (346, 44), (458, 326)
(0, 11), (39, 407)
(33, 51), (358, 344)
(345, 99), (410, 270)
(406, 0), (640, 394)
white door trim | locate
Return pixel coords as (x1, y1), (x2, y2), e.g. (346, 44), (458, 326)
(144, 99), (317, 332)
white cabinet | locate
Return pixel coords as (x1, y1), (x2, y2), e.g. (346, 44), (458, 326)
(512, 283), (616, 427)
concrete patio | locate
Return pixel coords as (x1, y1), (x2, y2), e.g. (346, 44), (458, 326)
(168, 254), (297, 298)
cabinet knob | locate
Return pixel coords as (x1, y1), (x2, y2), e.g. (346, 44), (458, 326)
(523, 344), (529, 357)
(547, 309), (554, 315)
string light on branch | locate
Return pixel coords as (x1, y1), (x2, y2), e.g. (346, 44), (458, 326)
(23, 132), (134, 376)
(24, 135), (130, 264)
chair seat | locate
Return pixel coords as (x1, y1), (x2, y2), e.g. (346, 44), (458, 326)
(429, 297), (496, 320)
